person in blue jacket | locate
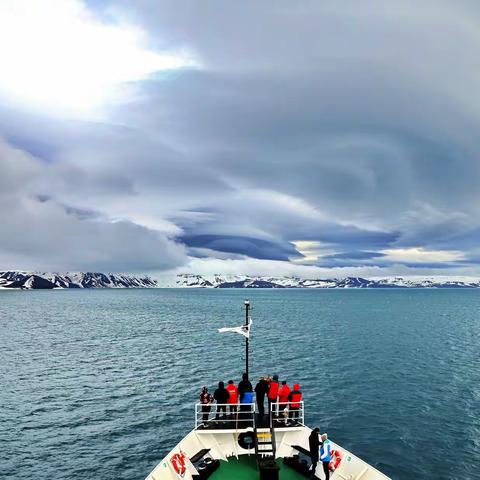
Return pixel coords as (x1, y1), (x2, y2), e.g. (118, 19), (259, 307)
(240, 386), (254, 423)
(320, 433), (331, 480)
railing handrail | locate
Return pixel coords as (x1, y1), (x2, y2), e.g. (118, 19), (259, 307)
(193, 400), (305, 428)
(194, 402), (256, 429)
(272, 400), (305, 425)
(272, 401), (305, 405)
(195, 402), (255, 407)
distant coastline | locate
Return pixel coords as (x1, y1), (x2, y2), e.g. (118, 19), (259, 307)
(3, 271), (480, 290)
(174, 273), (480, 289)
(0, 271), (157, 289)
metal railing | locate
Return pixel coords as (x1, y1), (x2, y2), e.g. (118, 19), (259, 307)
(270, 401), (305, 426)
(195, 403), (255, 429)
(194, 400), (305, 429)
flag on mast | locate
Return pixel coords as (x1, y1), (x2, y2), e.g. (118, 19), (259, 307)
(218, 319), (252, 338)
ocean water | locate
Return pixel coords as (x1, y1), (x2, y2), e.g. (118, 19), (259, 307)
(1, 288), (479, 480)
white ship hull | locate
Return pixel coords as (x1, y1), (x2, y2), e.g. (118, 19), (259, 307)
(146, 422), (391, 480)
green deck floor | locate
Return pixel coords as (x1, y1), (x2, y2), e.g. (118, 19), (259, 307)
(209, 455), (306, 480)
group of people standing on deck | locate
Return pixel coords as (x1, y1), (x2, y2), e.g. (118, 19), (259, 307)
(199, 373), (303, 424)
(254, 375), (302, 420)
(199, 374), (255, 424)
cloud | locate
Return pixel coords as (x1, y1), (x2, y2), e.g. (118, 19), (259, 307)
(316, 251), (388, 266)
(173, 189), (399, 257)
(323, 251), (386, 260)
(0, 0), (196, 114)
(180, 234), (302, 261)
(2, 1), (480, 276)
(0, 140), (187, 272)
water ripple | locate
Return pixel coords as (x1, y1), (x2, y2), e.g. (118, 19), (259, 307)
(1, 289), (479, 480)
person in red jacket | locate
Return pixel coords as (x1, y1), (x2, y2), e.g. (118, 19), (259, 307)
(226, 380), (239, 415)
(268, 374), (280, 416)
(278, 380), (291, 412)
(288, 383), (302, 423)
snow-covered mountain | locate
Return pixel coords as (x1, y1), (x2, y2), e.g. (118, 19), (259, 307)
(0, 271), (157, 289)
(176, 274), (480, 289)
(4, 271), (478, 290)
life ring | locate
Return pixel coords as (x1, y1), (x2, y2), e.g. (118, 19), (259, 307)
(238, 431), (256, 449)
(171, 452), (187, 477)
(329, 449), (342, 472)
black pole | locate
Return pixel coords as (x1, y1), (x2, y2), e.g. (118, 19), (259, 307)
(245, 300), (250, 380)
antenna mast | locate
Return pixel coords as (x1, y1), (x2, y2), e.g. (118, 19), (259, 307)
(244, 299), (250, 380)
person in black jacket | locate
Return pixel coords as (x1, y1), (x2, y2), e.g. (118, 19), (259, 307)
(308, 427), (320, 477)
(238, 373), (253, 402)
(214, 381), (230, 419)
(254, 377), (269, 416)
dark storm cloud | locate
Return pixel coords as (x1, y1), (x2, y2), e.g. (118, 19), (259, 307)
(2, 0), (480, 273)
(179, 234), (301, 261)
(172, 194), (399, 261)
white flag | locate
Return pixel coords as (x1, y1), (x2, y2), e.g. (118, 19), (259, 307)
(218, 319), (252, 339)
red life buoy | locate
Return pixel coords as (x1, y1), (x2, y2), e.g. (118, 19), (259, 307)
(171, 452), (187, 477)
(329, 449), (342, 472)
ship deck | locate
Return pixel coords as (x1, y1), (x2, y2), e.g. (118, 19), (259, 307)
(209, 455), (307, 480)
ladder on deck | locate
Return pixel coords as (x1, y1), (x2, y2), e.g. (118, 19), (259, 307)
(254, 412), (277, 468)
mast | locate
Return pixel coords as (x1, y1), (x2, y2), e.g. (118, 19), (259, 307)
(244, 299), (250, 380)
(218, 301), (252, 379)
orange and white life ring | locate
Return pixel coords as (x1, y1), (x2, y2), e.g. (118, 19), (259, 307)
(329, 449), (342, 472)
(171, 452), (187, 477)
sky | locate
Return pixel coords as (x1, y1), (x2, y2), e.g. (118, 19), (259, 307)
(2, 0), (480, 279)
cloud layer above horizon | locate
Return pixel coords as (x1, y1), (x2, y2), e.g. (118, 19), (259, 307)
(2, 0), (480, 277)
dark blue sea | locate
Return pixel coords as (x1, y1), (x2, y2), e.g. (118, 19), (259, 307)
(1, 289), (479, 480)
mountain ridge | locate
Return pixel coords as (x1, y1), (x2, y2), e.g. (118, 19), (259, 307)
(176, 273), (480, 289)
(0, 271), (157, 289)
(3, 271), (479, 290)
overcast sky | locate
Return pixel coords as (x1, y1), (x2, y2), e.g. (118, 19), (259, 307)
(2, 0), (480, 278)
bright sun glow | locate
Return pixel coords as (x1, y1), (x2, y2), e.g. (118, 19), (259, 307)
(0, 0), (195, 113)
